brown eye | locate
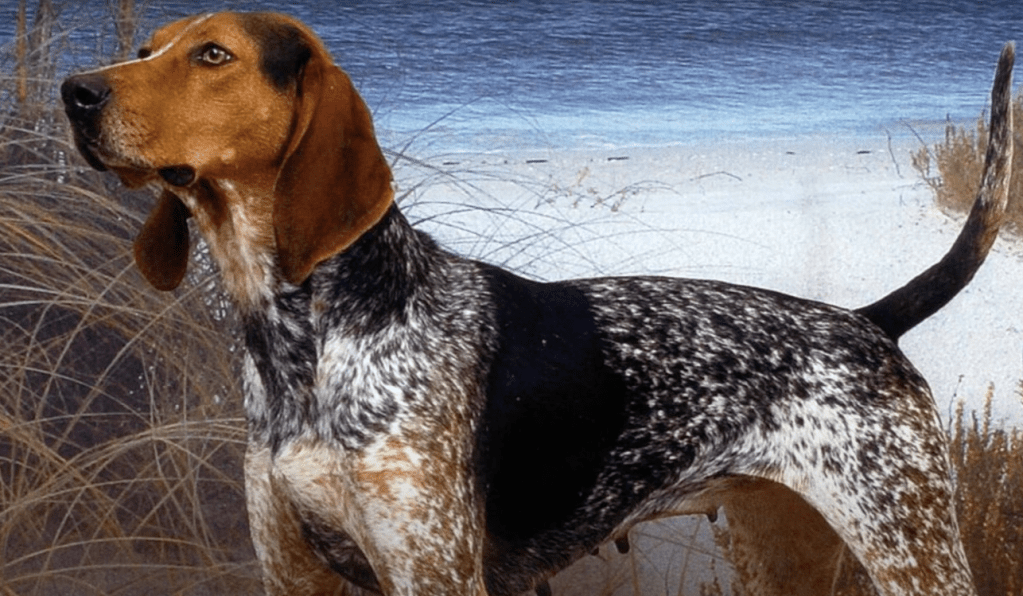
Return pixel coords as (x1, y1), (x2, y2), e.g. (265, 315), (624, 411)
(197, 44), (233, 66)
(137, 48), (152, 59)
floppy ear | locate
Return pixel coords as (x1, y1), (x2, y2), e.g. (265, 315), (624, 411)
(133, 189), (191, 291)
(273, 47), (394, 285)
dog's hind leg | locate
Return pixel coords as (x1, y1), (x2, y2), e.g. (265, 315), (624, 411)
(719, 479), (846, 596)
(757, 400), (975, 595)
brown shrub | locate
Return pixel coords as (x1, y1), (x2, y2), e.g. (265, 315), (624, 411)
(951, 390), (1023, 596)
(912, 92), (1023, 233)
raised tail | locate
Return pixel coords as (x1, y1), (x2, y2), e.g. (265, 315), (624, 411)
(857, 43), (1015, 341)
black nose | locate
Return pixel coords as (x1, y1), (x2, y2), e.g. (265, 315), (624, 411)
(61, 73), (111, 138)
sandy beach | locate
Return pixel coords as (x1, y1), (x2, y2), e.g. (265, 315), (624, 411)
(397, 131), (1023, 427)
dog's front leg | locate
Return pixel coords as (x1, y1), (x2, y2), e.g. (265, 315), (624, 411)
(348, 435), (489, 596)
(245, 444), (365, 596)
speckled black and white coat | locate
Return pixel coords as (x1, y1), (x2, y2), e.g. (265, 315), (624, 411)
(60, 11), (1015, 596)
(239, 202), (974, 596)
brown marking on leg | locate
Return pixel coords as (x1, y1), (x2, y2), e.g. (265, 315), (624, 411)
(245, 445), (361, 595)
(352, 432), (489, 596)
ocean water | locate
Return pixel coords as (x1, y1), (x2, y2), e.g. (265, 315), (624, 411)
(8, 0), (1023, 151)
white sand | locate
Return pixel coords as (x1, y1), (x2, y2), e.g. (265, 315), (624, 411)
(394, 132), (1022, 593)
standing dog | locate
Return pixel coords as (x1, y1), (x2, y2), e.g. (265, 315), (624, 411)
(62, 12), (1013, 596)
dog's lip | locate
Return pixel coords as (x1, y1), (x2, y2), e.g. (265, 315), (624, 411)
(68, 133), (193, 188)
(71, 135), (109, 172)
(158, 165), (197, 187)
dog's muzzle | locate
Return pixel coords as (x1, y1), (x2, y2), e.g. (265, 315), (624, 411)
(61, 73), (113, 172)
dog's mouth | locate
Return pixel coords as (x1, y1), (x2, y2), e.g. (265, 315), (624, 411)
(157, 166), (197, 187)
(68, 129), (109, 173)
(67, 128), (197, 189)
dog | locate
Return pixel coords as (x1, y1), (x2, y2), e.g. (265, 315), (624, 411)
(61, 12), (1013, 596)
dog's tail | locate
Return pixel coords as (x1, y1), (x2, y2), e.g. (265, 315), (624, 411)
(857, 43), (1015, 341)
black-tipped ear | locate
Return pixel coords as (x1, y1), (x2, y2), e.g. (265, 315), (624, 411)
(258, 17), (393, 285)
(272, 56), (394, 285)
(238, 13), (313, 90)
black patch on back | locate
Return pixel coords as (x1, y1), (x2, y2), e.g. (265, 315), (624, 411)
(238, 13), (312, 90)
(478, 266), (628, 544)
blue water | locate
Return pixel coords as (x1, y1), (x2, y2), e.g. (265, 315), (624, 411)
(6, 0), (1023, 151)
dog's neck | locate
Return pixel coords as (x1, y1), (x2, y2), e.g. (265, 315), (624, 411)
(240, 204), (449, 450)
(179, 175), (428, 318)
(175, 178), (278, 310)
(304, 205), (443, 332)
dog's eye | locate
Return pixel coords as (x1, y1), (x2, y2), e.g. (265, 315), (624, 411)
(197, 44), (233, 66)
(137, 48), (152, 59)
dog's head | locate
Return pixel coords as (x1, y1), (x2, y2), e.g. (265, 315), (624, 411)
(62, 12), (393, 292)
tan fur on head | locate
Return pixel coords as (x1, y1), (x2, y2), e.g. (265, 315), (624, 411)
(65, 12), (393, 293)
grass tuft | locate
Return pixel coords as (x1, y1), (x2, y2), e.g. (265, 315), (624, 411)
(951, 389), (1023, 596)
(911, 90), (1023, 232)
(2, 3), (257, 594)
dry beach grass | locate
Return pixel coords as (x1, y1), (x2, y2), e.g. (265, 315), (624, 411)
(912, 93), (1023, 234)
(2, 2), (1022, 594)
